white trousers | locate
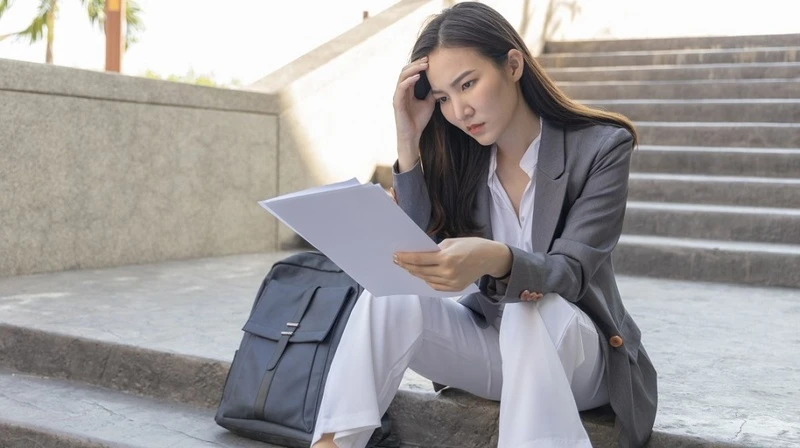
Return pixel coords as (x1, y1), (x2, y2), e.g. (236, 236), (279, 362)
(311, 290), (609, 448)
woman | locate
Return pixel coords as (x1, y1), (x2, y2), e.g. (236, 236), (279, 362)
(312, 2), (657, 447)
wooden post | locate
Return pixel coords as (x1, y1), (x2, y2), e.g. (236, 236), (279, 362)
(105, 0), (126, 72)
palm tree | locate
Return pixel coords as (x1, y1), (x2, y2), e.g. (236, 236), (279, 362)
(0, 0), (144, 64)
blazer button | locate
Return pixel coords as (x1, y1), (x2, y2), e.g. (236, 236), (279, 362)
(609, 335), (624, 348)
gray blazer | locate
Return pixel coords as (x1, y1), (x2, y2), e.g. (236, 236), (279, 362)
(392, 119), (658, 447)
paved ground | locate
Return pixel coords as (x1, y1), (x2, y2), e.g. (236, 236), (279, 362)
(0, 252), (798, 446)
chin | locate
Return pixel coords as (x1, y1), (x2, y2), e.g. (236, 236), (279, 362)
(471, 133), (496, 147)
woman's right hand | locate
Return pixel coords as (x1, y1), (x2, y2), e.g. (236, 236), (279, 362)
(393, 57), (436, 170)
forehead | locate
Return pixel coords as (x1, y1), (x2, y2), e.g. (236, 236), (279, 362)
(426, 47), (493, 89)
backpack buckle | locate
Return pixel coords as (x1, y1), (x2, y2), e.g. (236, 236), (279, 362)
(281, 322), (300, 336)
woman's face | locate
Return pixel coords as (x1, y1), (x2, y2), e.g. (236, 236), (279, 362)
(426, 46), (521, 147)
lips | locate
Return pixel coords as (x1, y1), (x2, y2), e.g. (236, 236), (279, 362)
(467, 123), (485, 134)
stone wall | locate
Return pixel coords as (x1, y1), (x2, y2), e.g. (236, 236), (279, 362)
(0, 58), (280, 277)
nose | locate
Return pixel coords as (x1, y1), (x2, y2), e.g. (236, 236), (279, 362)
(450, 97), (474, 123)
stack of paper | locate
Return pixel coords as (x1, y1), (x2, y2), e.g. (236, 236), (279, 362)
(259, 179), (479, 298)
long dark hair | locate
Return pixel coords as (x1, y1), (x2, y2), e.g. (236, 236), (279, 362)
(410, 1), (638, 240)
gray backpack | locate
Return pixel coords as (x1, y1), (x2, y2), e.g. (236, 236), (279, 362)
(215, 251), (397, 447)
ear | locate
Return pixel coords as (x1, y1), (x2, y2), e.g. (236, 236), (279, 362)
(506, 49), (524, 82)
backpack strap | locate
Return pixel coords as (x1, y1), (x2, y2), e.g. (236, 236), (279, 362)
(254, 286), (319, 420)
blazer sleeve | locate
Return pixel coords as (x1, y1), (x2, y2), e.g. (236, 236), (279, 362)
(392, 158), (432, 233)
(480, 128), (634, 304)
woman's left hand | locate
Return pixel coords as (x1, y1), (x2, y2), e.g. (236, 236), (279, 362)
(394, 237), (510, 292)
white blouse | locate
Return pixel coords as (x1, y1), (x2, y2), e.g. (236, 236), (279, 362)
(487, 118), (543, 254)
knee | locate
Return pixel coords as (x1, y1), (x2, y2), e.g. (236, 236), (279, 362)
(499, 294), (578, 351)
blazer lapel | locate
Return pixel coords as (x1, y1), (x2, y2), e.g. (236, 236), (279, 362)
(532, 120), (569, 253)
(471, 119), (569, 251)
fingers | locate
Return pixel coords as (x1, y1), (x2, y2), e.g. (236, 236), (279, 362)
(388, 187), (398, 204)
(394, 251), (438, 266)
(399, 263), (450, 280)
(394, 58), (429, 104)
(398, 57), (428, 84)
(397, 73), (421, 92)
(520, 290), (544, 302)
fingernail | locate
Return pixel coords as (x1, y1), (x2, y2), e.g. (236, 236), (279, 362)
(421, 56), (428, 61)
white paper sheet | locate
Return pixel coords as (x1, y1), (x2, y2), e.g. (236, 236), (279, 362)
(259, 180), (479, 298)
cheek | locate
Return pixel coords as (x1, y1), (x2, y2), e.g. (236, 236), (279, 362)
(439, 104), (457, 126)
(475, 82), (503, 115)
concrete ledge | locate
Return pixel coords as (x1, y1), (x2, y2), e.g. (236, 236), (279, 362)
(1, 59), (280, 278)
(0, 58), (279, 115)
(545, 33), (800, 53)
(0, 372), (273, 448)
(0, 324), (229, 409)
(0, 421), (110, 448)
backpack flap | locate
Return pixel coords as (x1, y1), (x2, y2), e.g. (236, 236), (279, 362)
(242, 280), (354, 345)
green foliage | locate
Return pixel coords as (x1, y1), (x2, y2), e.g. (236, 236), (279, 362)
(80, 0), (144, 49)
(141, 69), (242, 89)
(13, 0), (54, 44)
(0, 0), (145, 55)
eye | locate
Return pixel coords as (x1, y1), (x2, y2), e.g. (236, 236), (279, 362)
(462, 80), (474, 91)
(436, 97), (448, 104)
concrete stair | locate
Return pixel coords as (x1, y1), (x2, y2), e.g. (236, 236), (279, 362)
(541, 34), (800, 288)
(579, 99), (800, 123)
(546, 62), (800, 82)
(544, 33), (800, 53)
(2, 253), (798, 447)
(631, 146), (800, 178)
(559, 79), (800, 100)
(538, 47), (800, 68)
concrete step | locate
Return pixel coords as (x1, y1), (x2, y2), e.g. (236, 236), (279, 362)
(1, 254), (795, 446)
(631, 146), (800, 178)
(583, 99), (800, 123)
(628, 173), (800, 208)
(615, 235), (800, 287)
(539, 46), (800, 68)
(559, 79), (800, 100)
(0, 324), (613, 448)
(624, 202), (800, 244)
(545, 33), (800, 54)
(546, 62), (800, 82)
(635, 121), (800, 148)
(0, 371), (275, 448)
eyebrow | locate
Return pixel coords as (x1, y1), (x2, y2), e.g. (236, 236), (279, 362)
(430, 69), (475, 94)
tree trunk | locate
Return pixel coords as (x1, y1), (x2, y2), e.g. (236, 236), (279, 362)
(45, 0), (56, 64)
